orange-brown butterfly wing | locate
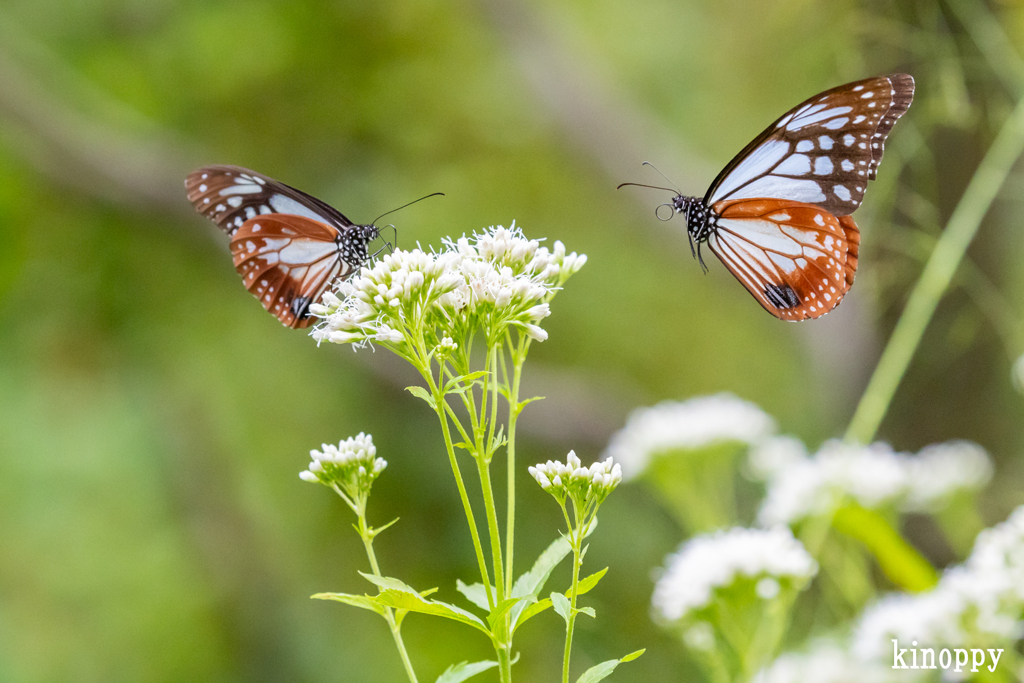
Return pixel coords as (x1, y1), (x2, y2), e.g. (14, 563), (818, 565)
(230, 214), (347, 329)
(706, 198), (860, 320)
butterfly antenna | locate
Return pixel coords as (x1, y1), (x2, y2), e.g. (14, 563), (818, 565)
(616, 182), (678, 193)
(641, 161), (682, 195)
(371, 192), (445, 225)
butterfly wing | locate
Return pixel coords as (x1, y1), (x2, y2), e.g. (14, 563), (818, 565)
(230, 214), (353, 328)
(705, 74), (914, 216)
(185, 165), (355, 236)
(706, 198), (860, 320)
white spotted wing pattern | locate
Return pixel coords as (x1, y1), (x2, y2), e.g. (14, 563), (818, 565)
(649, 74), (913, 321)
(185, 165), (378, 328)
(706, 74), (914, 217)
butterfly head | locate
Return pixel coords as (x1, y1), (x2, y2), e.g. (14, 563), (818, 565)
(340, 224), (381, 267)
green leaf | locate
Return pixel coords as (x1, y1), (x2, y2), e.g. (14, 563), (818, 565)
(487, 596), (533, 630)
(513, 597), (552, 631)
(551, 592), (571, 623)
(576, 568), (608, 595)
(444, 370), (489, 395)
(310, 592), (386, 617)
(365, 579), (492, 637)
(369, 517), (400, 538)
(577, 606), (595, 618)
(517, 396), (545, 411)
(512, 567), (607, 633)
(435, 660), (500, 683)
(509, 520), (597, 629)
(575, 650), (645, 683)
(406, 385), (436, 408)
(456, 580), (492, 612)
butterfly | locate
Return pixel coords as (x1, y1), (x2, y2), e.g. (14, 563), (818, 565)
(185, 165), (386, 328)
(624, 74), (914, 321)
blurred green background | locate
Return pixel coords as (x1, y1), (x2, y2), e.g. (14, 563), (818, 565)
(1, 0), (1022, 680)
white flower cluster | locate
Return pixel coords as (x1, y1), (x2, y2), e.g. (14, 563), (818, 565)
(311, 224), (585, 350)
(757, 439), (992, 526)
(603, 394), (777, 480)
(853, 505), (1024, 663)
(528, 450), (622, 504)
(651, 527), (818, 623)
(300, 432), (387, 496)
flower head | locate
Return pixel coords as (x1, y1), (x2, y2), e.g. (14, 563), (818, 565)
(529, 450), (622, 508)
(652, 526), (818, 624)
(604, 394), (776, 480)
(300, 433), (387, 503)
(313, 225), (584, 355)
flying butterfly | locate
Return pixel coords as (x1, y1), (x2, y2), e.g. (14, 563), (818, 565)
(622, 74), (914, 320)
(185, 165), (436, 328)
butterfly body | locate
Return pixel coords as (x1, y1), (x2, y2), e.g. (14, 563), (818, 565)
(637, 74), (914, 321)
(186, 165), (380, 328)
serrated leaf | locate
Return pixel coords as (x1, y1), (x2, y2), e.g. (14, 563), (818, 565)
(406, 385), (436, 408)
(509, 520), (598, 629)
(310, 592), (387, 617)
(551, 592), (571, 623)
(435, 660), (500, 683)
(577, 606), (595, 618)
(456, 580), (492, 612)
(375, 589), (492, 638)
(575, 650), (645, 683)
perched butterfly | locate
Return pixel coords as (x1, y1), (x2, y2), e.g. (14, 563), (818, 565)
(624, 74), (914, 320)
(186, 165), (401, 328)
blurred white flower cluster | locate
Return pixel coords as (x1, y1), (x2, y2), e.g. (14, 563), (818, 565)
(603, 394), (776, 480)
(757, 439), (992, 526)
(651, 526), (818, 623)
(300, 432), (387, 500)
(311, 224), (585, 351)
(753, 640), (889, 683)
(756, 506), (1024, 681)
(529, 450), (622, 506)
(855, 504), (1024, 660)
(753, 641), (874, 683)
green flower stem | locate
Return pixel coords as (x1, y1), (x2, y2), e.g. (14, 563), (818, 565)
(353, 500), (419, 683)
(845, 90), (1024, 444)
(504, 335), (528, 596)
(561, 501), (584, 683)
(475, 456), (506, 605)
(419, 355), (496, 610)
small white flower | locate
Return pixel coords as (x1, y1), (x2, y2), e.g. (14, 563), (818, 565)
(755, 577), (781, 600)
(652, 527), (817, 623)
(604, 394), (776, 480)
(683, 622), (715, 651)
